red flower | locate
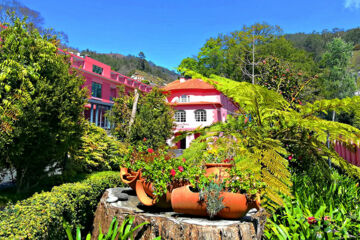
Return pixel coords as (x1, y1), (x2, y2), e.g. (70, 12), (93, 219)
(288, 155), (293, 160)
(244, 117), (249, 124)
(307, 217), (317, 224)
(143, 137), (147, 142)
(182, 158), (186, 163)
(223, 158), (230, 163)
(170, 169), (176, 176)
(178, 166), (184, 172)
(147, 148), (154, 154)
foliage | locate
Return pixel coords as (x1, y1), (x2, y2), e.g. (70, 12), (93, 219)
(64, 216), (152, 240)
(203, 135), (238, 163)
(81, 50), (178, 86)
(0, 171), (122, 239)
(264, 171), (360, 239)
(0, 1), (69, 44)
(180, 69), (360, 211)
(123, 141), (200, 198)
(256, 56), (316, 104)
(109, 88), (174, 149)
(224, 167), (265, 200)
(70, 122), (128, 173)
(0, 17), (87, 191)
(199, 181), (225, 219)
(178, 23), (316, 89)
(319, 38), (356, 100)
(285, 27), (360, 62)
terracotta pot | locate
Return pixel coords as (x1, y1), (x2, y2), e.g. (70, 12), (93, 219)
(171, 185), (207, 216)
(205, 163), (233, 182)
(171, 185), (260, 219)
(217, 192), (260, 219)
(120, 167), (141, 190)
(135, 180), (172, 208)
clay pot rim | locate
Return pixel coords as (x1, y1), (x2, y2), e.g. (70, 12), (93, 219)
(205, 163), (233, 168)
(120, 167), (141, 184)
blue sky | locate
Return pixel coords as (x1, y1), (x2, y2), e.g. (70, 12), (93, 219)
(21, 0), (360, 72)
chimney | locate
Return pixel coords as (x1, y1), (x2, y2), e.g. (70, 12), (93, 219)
(179, 76), (186, 83)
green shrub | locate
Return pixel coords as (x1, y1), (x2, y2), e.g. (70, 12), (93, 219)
(264, 171), (360, 239)
(71, 123), (128, 173)
(0, 171), (122, 239)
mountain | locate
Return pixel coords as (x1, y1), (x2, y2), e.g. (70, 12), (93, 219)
(285, 27), (360, 71)
(80, 50), (179, 86)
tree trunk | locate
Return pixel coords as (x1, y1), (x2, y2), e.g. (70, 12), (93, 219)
(332, 110), (336, 121)
(127, 89), (139, 135)
(92, 188), (267, 240)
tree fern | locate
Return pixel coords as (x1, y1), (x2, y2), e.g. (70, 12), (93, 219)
(181, 69), (360, 211)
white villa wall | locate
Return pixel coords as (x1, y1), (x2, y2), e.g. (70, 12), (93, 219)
(174, 108), (218, 130)
(170, 94), (219, 103)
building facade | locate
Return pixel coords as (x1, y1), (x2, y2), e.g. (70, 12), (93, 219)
(163, 77), (238, 149)
(59, 50), (152, 129)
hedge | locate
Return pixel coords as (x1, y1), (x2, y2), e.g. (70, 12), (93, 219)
(0, 171), (122, 239)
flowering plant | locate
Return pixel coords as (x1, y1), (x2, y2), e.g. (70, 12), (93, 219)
(203, 136), (238, 164)
(224, 167), (265, 200)
(139, 149), (203, 199)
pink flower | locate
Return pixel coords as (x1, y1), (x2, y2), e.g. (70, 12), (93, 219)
(147, 148), (154, 154)
(323, 216), (330, 221)
(178, 166), (184, 172)
(182, 158), (186, 163)
(170, 169), (176, 176)
(288, 155), (293, 160)
(307, 217), (317, 224)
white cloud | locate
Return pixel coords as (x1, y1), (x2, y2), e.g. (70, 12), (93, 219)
(345, 0), (360, 8)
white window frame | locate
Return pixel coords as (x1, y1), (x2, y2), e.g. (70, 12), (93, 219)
(195, 109), (206, 122)
(175, 110), (186, 122)
(179, 95), (190, 103)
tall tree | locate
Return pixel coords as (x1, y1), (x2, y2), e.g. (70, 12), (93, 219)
(138, 51), (146, 71)
(0, 17), (87, 191)
(178, 23), (316, 85)
(319, 38), (356, 121)
(108, 88), (174, 149)
(0, 1), (68, 44)
(320, 38), (356, 100)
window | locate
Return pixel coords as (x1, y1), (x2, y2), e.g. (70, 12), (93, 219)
(195, 109), (206, 122)
(179, 95), (190, 103)
(110, 88), (117, 101)
(92, 65), (103, 75)
(175, 110), (186, 122)
(92, 82), (102, 98)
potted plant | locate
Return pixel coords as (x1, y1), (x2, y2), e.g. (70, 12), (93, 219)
(171, 166), (264, 219)
(202, 136), (239, 181)
(119, 144), (150, 190)
(134, 148), (199, 208)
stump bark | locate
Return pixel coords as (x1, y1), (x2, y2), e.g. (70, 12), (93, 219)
(92, 188), (267, 240)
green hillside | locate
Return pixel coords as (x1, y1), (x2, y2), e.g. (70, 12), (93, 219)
(80, 50), (178, 86)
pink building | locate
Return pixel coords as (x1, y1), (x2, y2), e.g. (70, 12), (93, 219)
(58, 50), (152, 129)
(163, 77), (238, 149)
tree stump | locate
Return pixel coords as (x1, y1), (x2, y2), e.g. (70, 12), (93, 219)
(92, 188), (267, 240)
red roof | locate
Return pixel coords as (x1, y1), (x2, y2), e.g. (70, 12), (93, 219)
(163, 79), (216, 91)
(170, 101), (222, 107)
